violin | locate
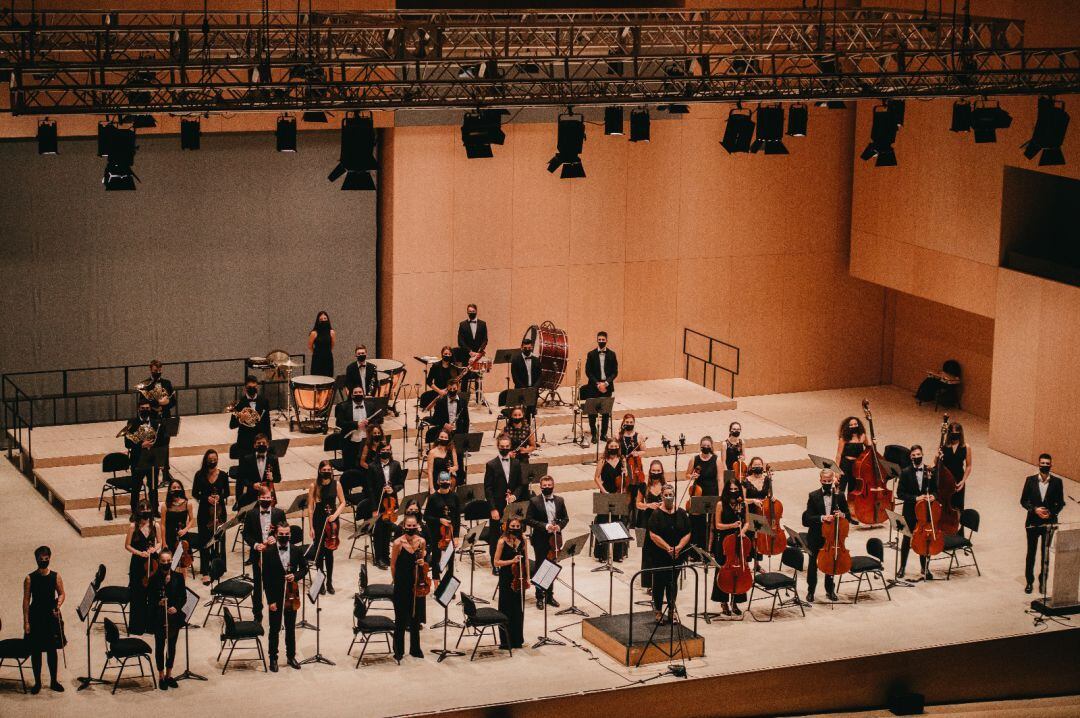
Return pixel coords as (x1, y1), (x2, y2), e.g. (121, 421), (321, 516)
(731, 458), (748, 480)
(622, 434), (647, 490)
(283, 575), (302, 612)
(178, 538), (194, 570)
(684, 466), (702, 511)
(715, 489), (753, 596)
(438, 521), (454, 551)
(849, 399), (894, 526)
(816, 509), (852, 576)
(323, 517), (340, 551)
(755, 465), (785, 556)
(140, 518), (156, 588)
(933, 414), (962, 535)
(510, 549), (531, 593)
(380, 492), (399, 524)
(413, 556), (432, 598)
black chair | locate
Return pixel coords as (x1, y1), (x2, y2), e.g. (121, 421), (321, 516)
(100, 618), (155, 693)
(99, 452), (140, 513)
(843, 538), (892, 604)
(0, 618), (30, 693)
(357, 565), (394, 613)
(943, 509), (981, 579)
(347, 596), (395, 667)
(89, 564), (130, 631)
(455, 594), (511, 660)
(937, 359), (963, 410)
(746, 547), (806, 621)
(228, 443), (244, 461)
(218, 608), (266, 674)
(324, 432), (345, 472)
(202, 558), (254, 626)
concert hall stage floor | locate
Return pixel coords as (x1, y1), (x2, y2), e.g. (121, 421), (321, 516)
(1, 381), (1077, 717)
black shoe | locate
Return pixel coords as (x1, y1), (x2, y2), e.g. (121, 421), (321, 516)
(897, 568), (906, 579)
(166, 677), (178, 688)
(924, 570), (934, 581)
(1039, 580), (1046, 594)
(319, 584), (326, 596)
(409, 650), (424, 659)
(254, 613), (263, 623)
(826, 591), (839, 602)
(159, 679), (168, 690)
(546, 596), (560, 608)
(287, 657), (301, 670)
(535, 597), (544, 610)
(327, 581), (336, 595)
(1025, 583), (1034, 594)
(731, 605), (742, 616)
(269, 659), (279, 673)
(30, 683), (41, 695)
(721, 604), (731, 616)
(806, 591), (815, 603)
(50, 681), (65, 692)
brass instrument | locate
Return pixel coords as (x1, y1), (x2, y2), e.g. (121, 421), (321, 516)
(136, 381), (170, 404)
(225, 403), (263, 428)
(116, 421), (158, 445)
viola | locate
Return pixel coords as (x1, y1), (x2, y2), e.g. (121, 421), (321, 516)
(684, 467), (703, 511)
(438, 522), (454, 551)
(933, 413), (962, 535)
(178, 538), (194, 570)
(911, 494), (944, 557)
(716, 532), (754, 596)
(284, 575), (302, 612)
(731, 458), (748, 480)
(849, 399), (894, 525)
(380, 493), (399, 524)
(622, 433), (647, 490)
(816, 513), (852, 576)
(323, 517), (340, 551)
(755, 465), (785, 556)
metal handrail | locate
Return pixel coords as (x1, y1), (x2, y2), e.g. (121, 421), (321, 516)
(627, 563), (699, 667)
(682, 327), (739, 398)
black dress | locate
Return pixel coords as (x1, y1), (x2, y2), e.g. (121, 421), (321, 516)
(506, 424), (532, 465)
(128, 525), (157, 635)
(312, 479), (340, 583)
(594, 460), (627, 561)
(941, 445), (968, 512)
(391, 545), (426, 658)
(839, 440), (865, 494)
(193, 469), (229, 575)
(311, 327), (334, 378)
(638, 488), (664, 588)
(646, 509), (690, 613)
(711, 494), (749, 604)
(164, 503), (188, 552)
(689, 454), (719, 548)
(26, 571), (61, 651)
(723, 441), (743, 471)
(497, 539), (527, 649)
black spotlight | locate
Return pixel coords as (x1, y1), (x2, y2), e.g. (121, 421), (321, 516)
(120, 114), (156, 129)
(37, 118), (58, 155)
(787, 103), (808, 137)
(461, 108), (508, 158)
(950, 100), (972, 132)
(604, 106), (624, 136)
(328, 113), (378, 190)
(629, 108), (650, 143)
(751, 104), (787, 154)
(816, 100), (847, 110)
(1022, 97), (1069, 166)
(860, 104), (899, 167)
(180, 118), (201, 150)
(276, 115), (297, 152)
(970, 102), (1012, 144)
(547, 113), (586, 179)
(887, 99), (906, 127)
(721, 108), (755, 154)
(302, 110), (329, 123)
(102, 124), (138, 191)
(659, 104), (690, 114)
(97, 121), (111, 157)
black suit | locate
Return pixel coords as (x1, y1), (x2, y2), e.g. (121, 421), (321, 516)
(139, 375), (178, 417)
(243, 506), (286, 619)
(261, 542), (308, 661)
(236, 452), (282, 509)
(526, 494), (569, 599)
(897, 465), (938, 574)
(345, 361), (380, 396)
(457, 319), (488, 354)
(368, 460), (406, 563)
(580, 347), (618, 439)
(335, 398), (377, 471)
(146, 569), (186, 671)
(230, 394), (272, 452)
(801, 489), (851, 595)
(510, 352), (540, 390)
(1021, 473), (1066, 585)
(124, 411), (166, 512)
(484, 455), (526, 564)
(429, 394), (470, 441)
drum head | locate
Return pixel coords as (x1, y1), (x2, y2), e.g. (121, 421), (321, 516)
(292, 375), (335, 387)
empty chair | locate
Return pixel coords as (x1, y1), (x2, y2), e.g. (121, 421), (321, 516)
(746, 547), (806, 621)
(100, 618), (155, 693)
(0, 618), (31, 693)
(357, 565), (394, 613)
(883, 444), (912, 470)
(943, 509), (981, 579)
(98, 452), (139, 513)
(89, 564), (130, 631)
(202, 558), (254, 626)
(455, 594), (511, 661)
(843, 538), (892, 604)
(324, 432), (345, 472)
(218, 608), (266, 674)
(346, 596), (395, 668)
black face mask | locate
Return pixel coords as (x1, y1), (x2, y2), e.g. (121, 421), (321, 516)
(247, 387), (258, 398)
(912, 456), (923, 466)
(404, 527), (419, 536)
(356, 355), (366, 363)
(36, 558), (50, 569)
(511, 416), (523, 424)
(168, 490), (182, 501)
(701, 446), (713, 455)
(380, 451), (392, 460)
(598, 342), (606, 349)
(1040, 465), (1052, 474)
(750, 466), (764, 475)
(541, 487), (554, 497)
(255, 445), (268, 455)
(208, 458), (218, 467)
(623, 424), (634, 432)
(607, 448), (618, 456)
(139, 410), (150, 419)
(353, 396), (364, 404)
(438, 482), (451, 492)
(277, 534), (290, 544)
(510, 528), (523, 537)
(821, 483), (833, 495)
(151, 372), (162, 380)
(437, 438), (449, 446)
(442, 354), (452, 362)
(522, 349), (532, 357)
(319, 472), (333, 482)
(498, 448), (511, 458)
(649, 472), (664, 481)
(730, 430), (741, 438)
(949, 433), (961, 441)
(259, 499), (272, 509)
(848, 426), (859, 437)
(467, 313), (477, 320)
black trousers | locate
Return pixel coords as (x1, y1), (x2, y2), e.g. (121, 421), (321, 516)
(30, 648), (58, 684)
(268, 607), (297, 660)
(153, 618), (181, 671)
(373, 518), (394, 564)
(805, 543), (835, 595)
(392, 603), (423, 658)
(250, 553), (264, 618)
(341, 440), (361, 473)
(580, 383), (613, 439)
(199, 526), (226, 576)
(652, 565), (679, 613)
(316, 549), (335, 586)
(488, 519), (503, 566)
(130, 468), (152, 513)
(899, 536), (930, 574)
(1026, 525), (1054, 584)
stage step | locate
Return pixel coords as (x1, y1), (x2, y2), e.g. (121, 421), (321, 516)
(581, 611), (705, 666)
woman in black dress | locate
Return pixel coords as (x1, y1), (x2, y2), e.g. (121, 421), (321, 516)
(22, 545), (65, 693)
(425, 426), (458, 493)
(390, 513), (427, 661)
(711, 476), (749, 615)
(686, 436), (720, 549)
(505, 406), (536, 465)
(723, 421), (745, 471)
(635, 461), (666, 590)
(494, 517), (528, 649)
(646, 485), (691, 623)
(124, 502), (158, 635)
(191, 449), (229, 583)
(158, 478), (194, 573)
(835, 416), (871, 494)
(308, 310), (335, 378)
(359, 425), (386, 472)
(741, 456), (770, 572)
(307, 460), (346, 594)
(940, 422), (973, 516)
(593, 439), (627, 561)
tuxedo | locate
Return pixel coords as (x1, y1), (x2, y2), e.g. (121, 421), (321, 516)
(1021, 472), (1066, 585)
(368, 459), (406, 564)
(581, 347), (618, 439)
(801, 488), (851, 595)
(897, 464), (938, 573)
(457, 318), (488, 354)
(345, 360), (380, 396)
(230, 393), (272, 452)
(484, 455), (527, 563)
(242, 506), (286, 619)
(261, 541), (308, 662)
(335, 397), (379, 470)
(124, 410), (168, 512)
(510, 351), (540, 389)
(236, 451), (282, 508)
(526, 493), (569, 599)
(430, 393), (470, 439)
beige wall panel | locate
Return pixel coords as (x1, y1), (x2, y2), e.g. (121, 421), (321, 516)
(511, 125), (571, 268)
(391, 126), (455, 273)
(391, 271), (454, 364)
(510, 265), (569, 353)
(989, 270), (1042, 463)
(452, 269), (514, 388)
(625, 121), (685, 263)
(622, 261), (679, 382)
(450, 130), (515, 272)
(676, 117), (732, 260)
(1032, 281), (1080, 478)
(567, 263), (627, 379)
(568, 137), (628, 266)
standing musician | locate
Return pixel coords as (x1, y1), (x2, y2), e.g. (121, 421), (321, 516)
(243, 484), (285, 622)
(336, 384), (372, 471)
(1021, 453), (1065, 594)
(618, 413), (647, 480)
(236, 433), (281, 508)
(346, 345), (380, 396)
(307, 461), (345, 595)
(368, 444), (406, 570)
(593, 439), (628, 562)
(138, 359), (177, 418)
(425, 426), (460, 493)
(940, 421), (973, 517)
(580, 331), (618, 443)
(230, 375), (272, 453)
(426, 346), (459, 401)
(456, 303), (488, 401)
(802, 469), (852, 603)
(723, 422), (745, 472)
(22, 546), (65, 694)
(124, 501), (158, 635)
(835, 416), (871, 495)
(192, 449), (229, 583)
(686, 436), (720, 549)
(389, 513), (427, 661)
(158, 479), (194, 573)
(525, 475), (568, 609)
(636, 462), (666, 593)
(262, 520), (307, 672)
(308, 311), (335, 379)
(510, 336), (540, 390)
(897, 445), (937, 580)
(358, 424), (387, 472)
(741, 457), (770, 573)
(484, 434), (528, 569)
(430, 378), (470, 442)
(505, 405), (536, 465)
(423, 472), (461, 582)
(647, 484), (691, 624)
(123, 396), (163, 514)
(712, 475), (750, 615)
(494, 516), (528, 650)
(147, 550), (186, 690)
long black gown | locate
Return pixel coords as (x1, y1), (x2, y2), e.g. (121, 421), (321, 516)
(391, 544), (427, 659)
(941, 444), (968, 513)
(594, 460), (627, 561)
(497, 539), (526, 649)
(128, 525), (157, 635)
(26, 570), (62, 685)
(637, 487), (663, 589)
(688, 454), (719, 548)
(311, 327), (334, 378)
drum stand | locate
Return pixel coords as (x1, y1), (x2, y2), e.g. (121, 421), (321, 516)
(274, 366), (295, 427)
(472, 370), (492, 414)
(540, 388), (569, 408)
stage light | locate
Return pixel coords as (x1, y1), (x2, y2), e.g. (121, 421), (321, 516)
(660, 104), (690, 114)
(751, 104), (788, 155)
(629, 108), (650, 143)
(860, 103), (899, 167)
(97, 121), (111, 157)
(604, 106), (624, 136)
(721, 108), (755, 154)
(950, 100), (972, 132)
(276, 115), (297, 152)
(461, 108), (508, 158)
(969, 102), (1012, 144)
(1022, 96), (1069, 166)
(37, 119), (58, 155)
(887, 99), (906, 127)
(787, 103), (808, 137)
(328, 113), (378, 190)
(815, 100), (847, 110)
(302, 110), (329, 123)
(180, 118), (201, 150)
(101, 124), (138, 191)
(547, 113), (586, 179)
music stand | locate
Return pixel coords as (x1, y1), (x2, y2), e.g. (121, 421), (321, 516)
(175, 586), (207, 682)
(505, 499), (529, 521)
(233, 502), (256, 580)
(591, 493), (631, 572)
(432, 575), (465, 662)
(165, 416), (181, 438)
(581, 397), (615, 464)
(591, 521), (631, 614)
(808, 454), (841, 474)
(884, 509), (915, 589)
(531, 561), (565, 648)
(492, 349), (518, 391)
(270, 437), (291, 458)
(523, 462), (549, 489)
(556, 534), (591, 617)
(686, 545), (724, 623)
(76, 582), (108, 690)
(300, 569), (334, 666)
(879, 460), (903, 548)
(402, 490), (428, 512)
(687, 495), (721, 555)
(455, 483), (483, 506)
(503, 387), (539, 412)
(459, 524), (489, 605)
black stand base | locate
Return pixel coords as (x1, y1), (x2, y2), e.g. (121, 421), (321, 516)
(76, 676), (109, 691)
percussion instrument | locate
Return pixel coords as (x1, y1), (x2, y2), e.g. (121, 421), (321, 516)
(523, 321), (568, 391)
(266, 349), (293, 379)
(370, 358), (407, 404)
(290, 374), (335, 433)
(246, 356), (277, 382)
(467, 351), (493, 373)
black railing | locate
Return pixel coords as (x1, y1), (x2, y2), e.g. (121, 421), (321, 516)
(682, 328), (739, 398)
(2, 375), (34, 474)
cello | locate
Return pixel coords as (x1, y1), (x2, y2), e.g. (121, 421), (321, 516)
(933, 414), (962, 536)
(911, 483), (944, 558)
(715, 488), (754, 599)
(816, 502), (852, 577)
(849, 399), (894, 525)
(755, 465), (785, 556)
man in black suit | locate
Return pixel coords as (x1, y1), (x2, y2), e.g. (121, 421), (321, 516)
(235, 434), (282, 509)
(456, 303), (488, 401)
(124, 396), (166, 513)
(897, 444), (938, 580)
(801, 469), (852, 603)
(484, 434), (527, 567)
(429, 378), (470, 442)
(580, 331), (618, 443)
(367, 444), (406, 568)
(230, 375), (272, 453)
(261, 520), (308, 672)
(139, 359), (177, 418)
(510, 336), (539, 390)
(242, 484), (286, 622)
(1021, 453), (1066, 594)
(345, 345), (380, 396)
(525, 475), (569, 609)
(335, 384), (372, 471)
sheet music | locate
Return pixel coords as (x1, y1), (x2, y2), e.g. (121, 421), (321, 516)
(171, 548), (183, 571)
(439, 541), (454, 572)
(182, 587), (200, 624)
(308, 569), (326, 604)
(599, 522), (630, 542)
(77, 583), (95, 622)
(531, 560), (562, 591)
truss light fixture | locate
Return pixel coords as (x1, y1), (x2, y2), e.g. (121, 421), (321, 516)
(604, 106), (624, 136)
(787, 103), (808, 137)
(721, 108), (755, 154)
(461, 108), (508, 158)
(328, 113), (377, 190)
(887, 99), (906, 127)
(302, 110), (329, 123)
(102, 124), (138, 191)
(37, 118), (58, 155)
(970, 101), (1012, 143)
(660, 104), (690, 115)
(180, 117), (201, 150)
(276, 115), (297, 152)
(629, 108), (650, 143)
(816, 100), (848, 110)
(547, 112), (586, 179)
(950, 100), (972, 132)
(1022, 96), (1069, 166)
(751, 104), (788, 154)
(860, 103), (899, 167)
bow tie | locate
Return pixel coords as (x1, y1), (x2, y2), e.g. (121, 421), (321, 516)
(544, 496), (555, 502)
(261, 510), (270, 515)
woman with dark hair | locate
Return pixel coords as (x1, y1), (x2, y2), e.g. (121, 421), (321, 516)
(124, 501), (158, 635)
(307, 460), (345, 594)
(359, 424), (387, 472)
(940, 422), (973, 514)
(158, 478), (194, 558)
(494, 516), (527, 650)
(835, 416), (870, 494)
(22, 545), (65, 693)
(308, 311), (335, 378)
(192, 449), (230, 582)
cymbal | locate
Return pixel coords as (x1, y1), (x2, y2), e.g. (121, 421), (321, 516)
(276, 359), (302, 368)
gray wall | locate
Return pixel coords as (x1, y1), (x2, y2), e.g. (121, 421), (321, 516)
(0, 130), (377, 402)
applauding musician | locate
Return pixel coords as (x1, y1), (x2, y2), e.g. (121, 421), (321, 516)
(525, 475), (568, 609)
(262, 521), (307, 672)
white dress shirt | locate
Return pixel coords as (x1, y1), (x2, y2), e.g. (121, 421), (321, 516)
(598, 350), (607, 381)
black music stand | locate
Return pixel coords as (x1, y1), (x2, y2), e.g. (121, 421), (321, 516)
(556, 534), (591, 617)
(492, 349), (518, 391)
(75, 582), (108, 691)
(455, 483), (483, 505)
(175, 586), (207, 682)
(300, 569), (334, 666)
(270, 437), (291, 458)
(232, 502), (256, 581)
(581, 397), (615, 465)
(402, 490), (428, 512)
(523, 462), (549, 490)
(591, 493), (631, 571)
(687, 545), (723, 623)
(503, 387), (539, 412)
(531, 560), (565, 648)
(884, 509), (915, 589)
(591, 521), (631, 615)
(458, 524), (489, 605)
(505, 499), (529, 521)
(687, 494), (721, 555)
(454, 431), (483, 479)
(165, 416), (181, 438)
(432, 575), (465, 662)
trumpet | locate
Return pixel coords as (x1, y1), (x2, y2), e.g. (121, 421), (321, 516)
(225, 403), (263, 428)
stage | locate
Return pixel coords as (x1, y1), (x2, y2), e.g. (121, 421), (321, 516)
(1, 380), (1077, 717)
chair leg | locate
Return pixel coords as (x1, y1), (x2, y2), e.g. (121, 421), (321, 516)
(969, 548), (981, 576)
(470, 627), (484, 661)
(223, 642), (235, 674)
(853, 574), (863, 604)
(18, 658), (28, 693)
(455, 623), (467, 649)
(879, 571), (892, 600)
(946, 551), (956, 580)
(147, 656), (158, 689)
(257, 638), (267, 671)
(112, 660), (125, 694)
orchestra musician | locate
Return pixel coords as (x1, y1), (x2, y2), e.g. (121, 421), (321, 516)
(345, 344), (379, 396)
(358, 424), (386, 472)
(484, 434), (527, 569)
(368, 444), (406, 570)
(124, 396), (164, 514)
(139, 359), (176, 418)
(836, 416), (871, 495)
(336, 384), (372, 471)
(191, 449), (229, 583)
(22, 546), (65, 694)
(262, 520), (307, 672)
(456, 303), (488, 401)
(425, 426), (459, 493)
(230, 375), (272, 453)
(426, 346), (458, 401)
(236, 434), (281, 508)
(430, 378), (470, 442)
(390, 513), (427, 661)
(158, 479), (194, 570)
(493, 517), (528, 650)
(510, 336), (540, 391)
(243, 484), (286, 622)
(897, 445), (937, 580)
(505, 405), (536, 465)
(635, 462), (666, 592)
(1021, 453), (1065, 594)
(124, 501), (158, 635)
(647, 484), (691, 624)
(723, 422), (745, 472)
(802, 469), (851, 603)
(580, 331), (618, 443)
(423, 471), (461, 582)
(686, 436), (720, 549)
(593, 439), (627, 562)
(308, 311), (335, 379)
(307, 461), (345, 595)
(146, 550), (186, 690)
(712, 475), (749, 615)
(741, 457), (770, 572)
(941, 421), (973, 516)
(525, 475), (568, 609)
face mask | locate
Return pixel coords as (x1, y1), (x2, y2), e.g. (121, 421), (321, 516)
(442, 354), (452, 362)
(151, 372), (162, 380)
(277, 534), (290, 544)
(1040, 465), (1052, 474)
(380, 451), (392, 460)
(438, 482), (451, 491)
(357, 354), (366, 363)
(447, 391), (458, 400)
(598, 342), (606, 349)
(208, 459), (218, 467)
(649, 472), (664, 481)
(849, 426), (859, 434)
(912, 456), (923, 466)
(510, 527), (523, 536)
(353, 396), (364, 404)
(522, 349), (531, 357)
(623, 424), (634, 432)
(750, 466), (764, 475)
(467, 313), (477, 320)
(320, 472), (332, 482)
(949, 433), (961, 441)
(821, 483), (833, 495)
(512, 416), (523, 424)
(607, 448), (618, 456)
(437, 438), (449, 446)
(256, 445), (268, 454)
(662, 495), (674, 508)
(247, 387), (258, 398)
(541, 487), (554, 497)
(701, 446), (712, 455)
(168, 490), (182, 501)
(139, 410), (150, 419)
(36, 558), (50, 569)
(259, 499), (272, 509)
(730, 430), (741, 438)
(404, 527), (419, 536)
(498, 448), (511, 458)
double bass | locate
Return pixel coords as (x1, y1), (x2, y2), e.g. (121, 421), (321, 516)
(849, 399), (894, 525)
(933, 414), (962, 536)
(715, 488), (754, 598)
(755, 465), (785, 556)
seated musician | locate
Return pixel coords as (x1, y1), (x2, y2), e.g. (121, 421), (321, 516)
(456, 304), (488, 401)
(505, 406), (536, 465)
(346, 344), (379, 397)
(426, 346), (457, 402)
(525, 475), (568, 609)
(230, 375), (272, 453)
(262, 520), (307, 672)
(335, 384), (371, 471)
(580, 331), (618, 443)
(898, 445), (937, 581)
(140, 359), (176, 418)
(236, 434), (281, 509)
(368, 444), (406, 570)
(801, 469), (851, 603)
(423, 471), (461, 582)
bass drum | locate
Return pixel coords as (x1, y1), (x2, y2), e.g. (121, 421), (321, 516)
(523, 321), (568, 391)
